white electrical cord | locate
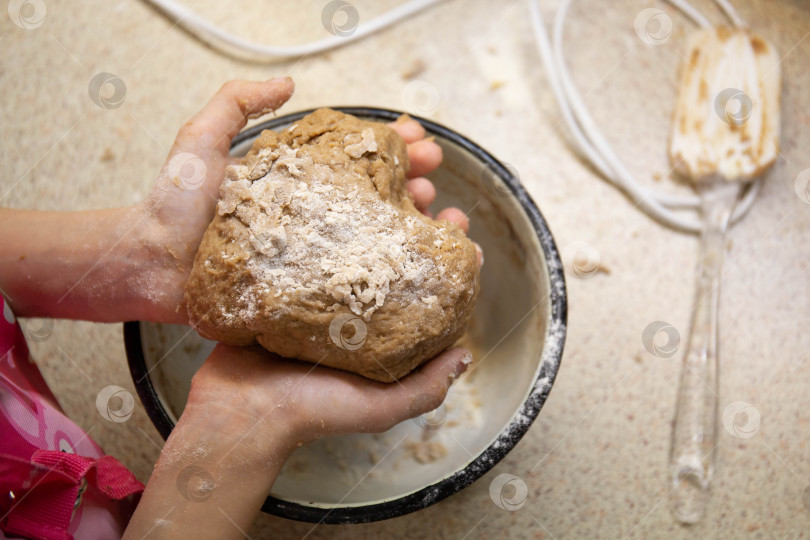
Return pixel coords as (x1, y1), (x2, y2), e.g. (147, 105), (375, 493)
(531, 0), (759, 233)
(145, 0), (757, 233)
(665, 0), (712, 28)
(142, 0), (442, 59)
(713, 0), (747, 28)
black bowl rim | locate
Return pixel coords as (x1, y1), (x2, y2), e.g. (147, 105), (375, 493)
(124, 106), (567, 524)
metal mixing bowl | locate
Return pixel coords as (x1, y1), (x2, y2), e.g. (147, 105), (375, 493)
(124, 107), (566, 523)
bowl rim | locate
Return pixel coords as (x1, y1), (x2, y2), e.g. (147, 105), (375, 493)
(124, 106), (567, 524)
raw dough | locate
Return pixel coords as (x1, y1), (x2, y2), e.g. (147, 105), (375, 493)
(184, 108), (480, 382)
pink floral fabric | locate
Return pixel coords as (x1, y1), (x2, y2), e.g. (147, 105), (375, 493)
(0, 297), (143, 539)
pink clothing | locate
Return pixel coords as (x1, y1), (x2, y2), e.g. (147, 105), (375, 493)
(0, 298), (143, 539)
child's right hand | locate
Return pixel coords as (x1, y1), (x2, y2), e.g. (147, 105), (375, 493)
(125, 343), (472, 538)
(185, 343), (471, 452)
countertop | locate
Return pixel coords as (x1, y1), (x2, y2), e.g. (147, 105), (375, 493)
(2, 0), (809, 537)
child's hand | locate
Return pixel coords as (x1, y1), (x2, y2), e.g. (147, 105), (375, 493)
(141, 78), (471, 324)
(185, 344), (471, 452)
(0, 78), (474, 323)
(125, 343), (472, 537)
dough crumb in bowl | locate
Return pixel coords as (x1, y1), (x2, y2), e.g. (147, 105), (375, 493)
(184, 108), (480, 382)
(405, 440), (449, 464)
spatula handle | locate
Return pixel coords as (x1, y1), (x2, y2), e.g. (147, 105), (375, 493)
(669, 185), (736, 523)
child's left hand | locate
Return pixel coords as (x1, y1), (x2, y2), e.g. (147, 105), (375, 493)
(139, 78), (466, 324)
(0, 78), (469, 324)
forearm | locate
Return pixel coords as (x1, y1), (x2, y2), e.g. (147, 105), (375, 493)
(124, 403), (292, 538)
(0, 206), (180, 322)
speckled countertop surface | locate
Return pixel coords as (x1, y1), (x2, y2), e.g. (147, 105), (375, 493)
(2, 0), (809, 538)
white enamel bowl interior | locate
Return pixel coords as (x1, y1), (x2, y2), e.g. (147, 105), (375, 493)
(136, 116), (552, 509)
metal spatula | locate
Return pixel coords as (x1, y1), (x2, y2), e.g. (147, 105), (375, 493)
(667, 25), (781, 524)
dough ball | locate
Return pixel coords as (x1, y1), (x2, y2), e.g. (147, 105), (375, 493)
(184, 108), (480, 382)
